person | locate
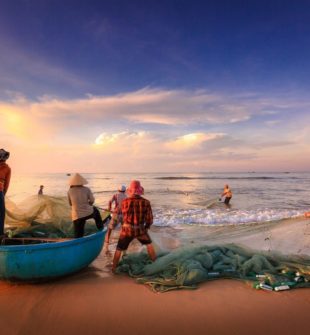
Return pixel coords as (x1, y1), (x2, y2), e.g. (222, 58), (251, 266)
(221, 184), (232, 205)
(67, 173), (103, 238)
(305, 212), (310, 218)
(38, 185), (44, 195)
(104, 184), (127, 253)
(0, 149), (11, 236)
(112, 180), (156, 272)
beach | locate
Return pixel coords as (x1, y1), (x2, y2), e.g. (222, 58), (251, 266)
(0, 251), (310, 335)
(2, 172), (310, 334)
(1, 218), (310, 335)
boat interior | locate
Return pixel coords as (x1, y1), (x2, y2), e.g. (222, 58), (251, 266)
(0, 237), (69, 246)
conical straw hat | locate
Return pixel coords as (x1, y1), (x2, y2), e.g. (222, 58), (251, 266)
(68, 173), (88, 186)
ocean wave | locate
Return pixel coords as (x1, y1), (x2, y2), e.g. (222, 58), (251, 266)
(153, 208), (303, 227)
(154, 176), (300, 180)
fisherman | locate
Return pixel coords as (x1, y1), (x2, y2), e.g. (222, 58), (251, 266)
(221, 184), (232, 205)
(112, 180), (156, 272)
(104, 184), (127, 253)
(0, 149), (11, 236)
(38, 185), (44, 195)
(67, 173), (103, 238)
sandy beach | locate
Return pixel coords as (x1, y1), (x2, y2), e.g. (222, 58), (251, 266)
(2, 182), (310, 335)
(1, 231), (310, 335)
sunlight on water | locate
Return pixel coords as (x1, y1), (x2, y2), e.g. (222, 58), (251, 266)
(8, 172), (310, 227)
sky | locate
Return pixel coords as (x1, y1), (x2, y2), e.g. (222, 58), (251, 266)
(1, 0), (310, 173)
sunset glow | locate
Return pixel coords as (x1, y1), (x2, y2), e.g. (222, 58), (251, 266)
(1, 1), (309, 173)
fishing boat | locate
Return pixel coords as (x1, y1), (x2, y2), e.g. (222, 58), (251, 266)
(0, 229), (106, 281)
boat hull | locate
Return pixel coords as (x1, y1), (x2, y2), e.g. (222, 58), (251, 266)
(0, 230), (106, 281)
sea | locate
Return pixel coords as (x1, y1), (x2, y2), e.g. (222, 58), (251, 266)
(9, 171), (310, 228)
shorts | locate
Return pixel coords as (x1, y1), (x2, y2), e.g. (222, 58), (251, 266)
(108, 213), (123, 229)
(116, 231), (152, 251)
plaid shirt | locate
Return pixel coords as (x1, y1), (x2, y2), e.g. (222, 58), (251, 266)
(121, 195), (153, 236)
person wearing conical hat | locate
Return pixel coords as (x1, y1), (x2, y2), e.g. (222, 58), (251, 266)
(104, 184), (127, 253)
(0, 149), (11, 236)
(112, 180), (156, 272)
(67, 173), (103, 238)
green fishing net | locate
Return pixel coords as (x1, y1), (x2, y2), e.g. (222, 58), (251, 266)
(4, 195), (310, 293)
(5, 195), (110, 238)
(116, 244), (310, 292)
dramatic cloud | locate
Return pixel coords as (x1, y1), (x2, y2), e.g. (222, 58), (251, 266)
(1, 87), (310, 172)
(165, 133), (226, 152)
(2, 87), (308, 138)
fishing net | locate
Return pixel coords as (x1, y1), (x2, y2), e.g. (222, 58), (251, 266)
(115, 216), (310, 292)
(5, 195), (110, 238)
(117, 244), (310, 292)
(4, 195), (310, 293)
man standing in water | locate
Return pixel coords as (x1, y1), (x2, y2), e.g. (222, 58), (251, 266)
(104, 184), (127, 253)
(38, 185), (44, 195)
(112, 180), (156, 272)
(221, 184), (233, 205)
(0, 149), (11, 236)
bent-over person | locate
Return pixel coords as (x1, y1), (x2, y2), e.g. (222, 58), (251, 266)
(67, 173), (103, 238)
(112, 180), (156, 272)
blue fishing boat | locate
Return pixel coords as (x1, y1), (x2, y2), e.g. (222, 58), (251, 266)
(0, 230), (106, 281)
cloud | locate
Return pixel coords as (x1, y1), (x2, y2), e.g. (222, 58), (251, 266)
(2, 87), (310, 173)
(1, 86), (298, 144)
(0, 87), (260, 143)
(165, 132), (226, 152)
(94, 131), (228, 157)
(265, 120), (281, 126)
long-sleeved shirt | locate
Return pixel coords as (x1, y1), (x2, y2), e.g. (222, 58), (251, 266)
(0, 162), (11, 194)
(108, 192), (127, 214)
(67, 186), (94, 221)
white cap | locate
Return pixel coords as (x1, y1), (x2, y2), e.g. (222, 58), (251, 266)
(118, 185), (126, 192)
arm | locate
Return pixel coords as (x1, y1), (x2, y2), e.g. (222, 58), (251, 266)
(88, 189), (95, 205)
(3, 167), (11, 195)
(108, 196), (113, 211)
(67, 192), (72, 206)
(221, 188), (228, 197)
(145, 203), (153, 229)
(108, 194), (116, 211)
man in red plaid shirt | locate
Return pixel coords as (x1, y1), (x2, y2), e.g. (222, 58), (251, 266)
(112, 180), (156, 272)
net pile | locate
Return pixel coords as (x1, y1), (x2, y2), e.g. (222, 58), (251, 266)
(117, 244), (310, 292)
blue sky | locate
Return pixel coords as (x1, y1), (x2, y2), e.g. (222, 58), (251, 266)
(1, 0), (310, 172)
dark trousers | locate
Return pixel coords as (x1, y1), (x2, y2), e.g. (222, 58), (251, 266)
(0, 191), (5, 235)
(73, 207), (103, 238)
(224, 197), (232, 205)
